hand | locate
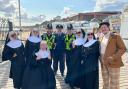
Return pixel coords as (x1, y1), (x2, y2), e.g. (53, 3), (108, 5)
(107, 57), (114, 63)
(36, 56), (41, 60)
(81, 60), (84, 64)
(104, 56), (114, 66)
(48, 56), (51, 60)
(72, 42), (75, 48)
(13, 53), (17, 57)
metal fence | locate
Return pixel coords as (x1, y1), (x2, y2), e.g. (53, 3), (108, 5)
(0, 18), (10, 40)
(0, 18), (11, 62)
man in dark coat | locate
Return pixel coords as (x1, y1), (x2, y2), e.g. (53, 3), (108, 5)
(53, 24), (65, 77)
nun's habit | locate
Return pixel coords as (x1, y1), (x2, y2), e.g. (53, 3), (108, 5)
(22, 50), (56, 89)
(69, 36), (85, 88)
(24, 30), (41, 65)
(80, 39), (100, 89)
(2, 31), (25, 89)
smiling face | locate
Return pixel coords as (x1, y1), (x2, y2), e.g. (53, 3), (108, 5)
(100, 25), (110, 35)
(47, 29), (53, 35)
(33, 30), (39, 36)
(76, 31), (82, 37)
(57, 29), (62, 34)
(40, 41), (47, 50)
(67, 30), (72, 35)
(9, 31), (17, 40)
(11, 33), (17, 40)
(87, 32), (94, 40)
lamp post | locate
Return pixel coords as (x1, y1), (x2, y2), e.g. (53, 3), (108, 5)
(18, 0), (22, 39)
(18, 0), (21, 30)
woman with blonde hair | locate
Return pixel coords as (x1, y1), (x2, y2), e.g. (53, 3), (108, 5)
(22, 41), (56, 89)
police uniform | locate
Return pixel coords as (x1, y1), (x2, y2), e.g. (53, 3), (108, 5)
(41, 24), (55, 61)
(53, 24), (65, 76)
(64, 24), (75, 84)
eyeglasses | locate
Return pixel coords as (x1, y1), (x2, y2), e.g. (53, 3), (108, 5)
(76, 32), (81, 34)
(87, 33), (93, 36)
(33, 31), (38, 33)
(11, 34), (16, 37)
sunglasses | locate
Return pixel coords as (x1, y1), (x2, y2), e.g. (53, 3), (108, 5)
(11, 34), (16, 37)
(87, 33), (93, 36)
(76, 32), (81, 34)
(33, 31), (38, 33)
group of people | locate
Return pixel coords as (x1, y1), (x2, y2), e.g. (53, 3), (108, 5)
(2, 21), (126, 89)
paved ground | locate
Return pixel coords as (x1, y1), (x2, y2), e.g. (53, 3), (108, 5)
(0, 53), (128, 89)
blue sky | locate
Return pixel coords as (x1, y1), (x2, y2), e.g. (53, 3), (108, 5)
(0, 0), (128, 26)
(21, 0), (95, 18)
(19, 0), (127, 22)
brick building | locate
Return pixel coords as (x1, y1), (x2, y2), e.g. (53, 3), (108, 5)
(62, 11), (121, 22)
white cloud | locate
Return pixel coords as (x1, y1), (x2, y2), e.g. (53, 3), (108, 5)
(94, 0), (128, 11)
(28, 15), (46, 22)
(0, 0), (18, 17)
(63, 7), (72, 14)
(61, 7), (77, 18)
(0, 0), (46, 26)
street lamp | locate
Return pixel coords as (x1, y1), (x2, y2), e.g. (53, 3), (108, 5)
(18, 0), (21, 31)
(18, 0), (22, 40)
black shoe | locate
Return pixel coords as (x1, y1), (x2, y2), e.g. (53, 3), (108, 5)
(65, 79), (68, 84)
(61, 73), (64, 77)
(69, 85), (74, 89)
(65, 77), (69, 84)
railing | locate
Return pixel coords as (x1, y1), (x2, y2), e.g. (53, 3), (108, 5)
(0, 17), (10, 62)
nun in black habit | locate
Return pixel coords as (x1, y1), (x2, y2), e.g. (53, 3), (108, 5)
(22, 41), (56, 89)
(24, 28), (41, 66)
(2, 31), (25, 89)
(80, 30), (100, 89)
(69, 29), (85, 88)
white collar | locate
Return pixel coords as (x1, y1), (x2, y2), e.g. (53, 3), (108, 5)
(104, 32), (110, 38)
(75, 34), (83, 38)
(73, 37), (85, 46)
(35, 50), (50, 59)
(83, 39), (97, 47)
(7, 40), (22, 48)
(28, 36), (41, 43)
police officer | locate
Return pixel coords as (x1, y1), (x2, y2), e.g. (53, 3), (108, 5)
(64, 24), (75, 84)
(41, 24), (55, 61)
(53, 24), (65, 77)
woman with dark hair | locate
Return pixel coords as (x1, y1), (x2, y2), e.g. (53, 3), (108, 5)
(24, 28), (41, 65)
(80, 30), (100, 89)
(69, 29), (85, 88)
(2, 31), (25, 89)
